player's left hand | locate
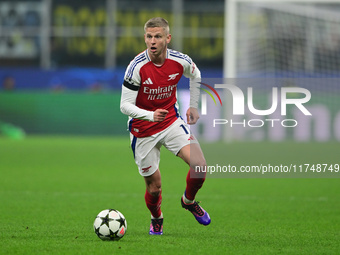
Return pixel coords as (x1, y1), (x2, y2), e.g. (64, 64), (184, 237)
(186, 107), (199, 125)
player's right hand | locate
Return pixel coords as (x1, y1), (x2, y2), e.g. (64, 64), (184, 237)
(153, 109), (169, 122)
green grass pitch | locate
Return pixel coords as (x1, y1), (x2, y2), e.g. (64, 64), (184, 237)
(0, 136), (339, 255)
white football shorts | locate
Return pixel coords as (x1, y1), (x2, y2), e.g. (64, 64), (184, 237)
(130, 118), (198, 177)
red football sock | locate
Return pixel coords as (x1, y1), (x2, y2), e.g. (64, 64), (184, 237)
(185, 167), (206, 201)
(144, 189), (162, 218)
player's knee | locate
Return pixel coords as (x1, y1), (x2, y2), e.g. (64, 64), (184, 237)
(200, 158), (207, 168)
(192, 158), (207, 169)
(148, 185), (162, 197)
(189, 158), (207, 179)
(149, 189), (161, 197)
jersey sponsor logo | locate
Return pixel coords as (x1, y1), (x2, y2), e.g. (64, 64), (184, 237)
(143, 84), (177, 101)
(143, 84), (177, 95)
(143, 78), (153, 85)
(168, 73), (180, 81)
(142, 165), (152, 173)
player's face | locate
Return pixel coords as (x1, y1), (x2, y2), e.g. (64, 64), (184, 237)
(144, 27), (171, 60)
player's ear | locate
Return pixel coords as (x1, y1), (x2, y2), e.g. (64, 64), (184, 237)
(166, 33), (171, 44)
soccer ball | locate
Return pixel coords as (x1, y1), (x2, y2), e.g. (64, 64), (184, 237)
(93, 209), (127, 241)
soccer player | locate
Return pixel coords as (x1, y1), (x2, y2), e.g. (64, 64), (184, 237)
(120, 17), (210, 235)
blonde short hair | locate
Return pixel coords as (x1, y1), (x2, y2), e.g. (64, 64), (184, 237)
(144, 17), (170, 34)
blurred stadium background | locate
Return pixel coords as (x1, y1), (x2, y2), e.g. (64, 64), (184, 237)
(0, 0), (339, 141)
(1, 2), (340, 254)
